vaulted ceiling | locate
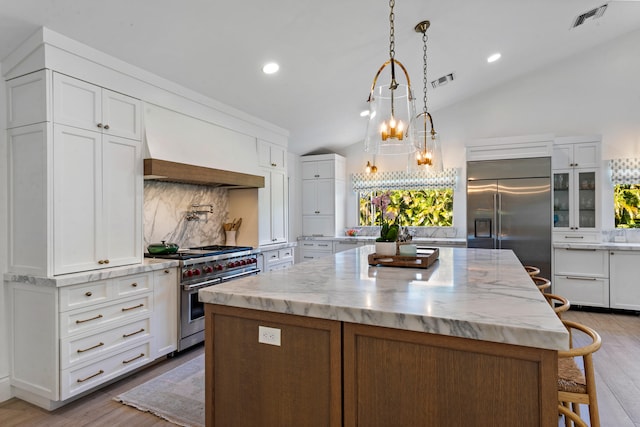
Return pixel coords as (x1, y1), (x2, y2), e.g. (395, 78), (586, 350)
(1, 0), (640, 155)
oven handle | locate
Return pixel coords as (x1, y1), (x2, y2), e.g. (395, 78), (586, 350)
(221, 269), (260, 282)
(183, 278), (222, 291)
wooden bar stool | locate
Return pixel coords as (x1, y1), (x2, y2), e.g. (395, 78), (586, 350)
(531, 276), (551, 292)
(543, 293), (570, 318)
(524, 265), (540, 277)
(557, 320), (602, 427)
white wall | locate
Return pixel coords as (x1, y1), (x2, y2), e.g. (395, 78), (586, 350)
(342, 27), (640, 233)
(0, 61), (10, 401)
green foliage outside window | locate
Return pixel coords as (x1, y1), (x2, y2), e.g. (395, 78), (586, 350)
(359, 189), (454, 227)
(615, 184), (640, 228)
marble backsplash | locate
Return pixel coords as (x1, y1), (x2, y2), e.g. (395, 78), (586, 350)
(144, 181), (229, 248)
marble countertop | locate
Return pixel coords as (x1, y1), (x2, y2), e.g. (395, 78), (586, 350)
(200, 246), (568, 351)
(4, 258), (179, 288)
(298, 235), (466, 246)
(554, 241), (640, 251)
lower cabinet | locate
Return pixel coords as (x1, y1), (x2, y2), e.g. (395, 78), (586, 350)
(205, 305), (556, 426)
(553, 248), (609, 308)
(609, 250), (640, 311)
(298, 240), (333, 261)
(259, 247), (295, 272)
(9, 267), (178, 408)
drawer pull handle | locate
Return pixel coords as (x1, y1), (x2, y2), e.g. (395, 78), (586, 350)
(76, 314), (103, 324)
(123, 328), (145, 338)
(77, 369), (104, 383)
(565, 276), (597, 281)
(123, 353), (145, 364)
(85, 291), (93, 297)
(131, 282), (138, 287)
(564, 236), (584, 239)
(77, 342), (104, 353)
(566, 248), (596, 251)
(164, 270), (170, 274)
(271, 254), (278, 258)
(122, 303), (144, 312)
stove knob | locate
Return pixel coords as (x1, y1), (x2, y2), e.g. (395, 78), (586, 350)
(240, 260), (247, 266)
(184, 270), (193, 278)
(227, 262), (235, 268)
(204, 266), (213, 273)
(216, 264), (223, 271)
(193, 268), (201, 276)
(251, 258), (257, 264)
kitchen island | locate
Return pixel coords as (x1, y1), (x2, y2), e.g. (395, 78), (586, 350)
(199, 246), (568, 426)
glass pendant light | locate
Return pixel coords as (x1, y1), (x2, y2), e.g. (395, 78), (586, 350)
(363, 0), (417, 156)
(412, 20), (443, 172)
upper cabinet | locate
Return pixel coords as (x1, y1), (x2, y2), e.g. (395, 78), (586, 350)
(552, 136), (601, 243)
(258, 139), (287, 170)
(301, 154), (346, 237)
(53, 73), (142, 140)
(7, 70), (143, 276)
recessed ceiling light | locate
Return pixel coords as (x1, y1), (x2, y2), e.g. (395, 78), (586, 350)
(487, 53), (501, 63)
(360, 110), (370, 117)
(262, 62), (279, 74)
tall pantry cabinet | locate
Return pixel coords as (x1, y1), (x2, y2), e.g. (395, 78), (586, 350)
(6, 70), (143, 276)
(257, 139), (288, 246)
(301, 154), (346, 237)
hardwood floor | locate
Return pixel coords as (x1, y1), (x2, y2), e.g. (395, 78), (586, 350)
(0, 310), (638, 426)
(0, 344), (204, 427)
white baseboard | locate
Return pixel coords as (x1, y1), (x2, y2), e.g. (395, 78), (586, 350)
(0, 376), (13, 403)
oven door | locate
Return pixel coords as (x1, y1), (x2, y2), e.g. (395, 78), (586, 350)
(179, 278), (221, 350)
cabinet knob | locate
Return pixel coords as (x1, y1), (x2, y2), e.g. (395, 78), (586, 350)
(131, 282), (137, 287)
(98, 259), (110, 265)
(104, 124), (110, 130)
(315, 210), (320, 214)
(97, 123), (103, 128)
(164, 269), (170, 274)
(271, 163), (277, 167)
(85, 291), (93, 297)
(314, 174), (320, 178)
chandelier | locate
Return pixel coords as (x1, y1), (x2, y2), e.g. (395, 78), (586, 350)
(412, 20), (442, 172)
(363, 0), (417, 156)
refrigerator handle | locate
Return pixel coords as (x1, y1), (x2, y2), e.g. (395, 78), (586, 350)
(497, 192), (503, 249)
(493, 193), (499, 248)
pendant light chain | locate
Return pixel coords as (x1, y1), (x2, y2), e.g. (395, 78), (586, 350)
(388, 0), (398, 90)
(422, 29), (429, 114)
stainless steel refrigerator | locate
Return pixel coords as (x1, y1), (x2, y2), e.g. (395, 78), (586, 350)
(467, 157), (552, 278)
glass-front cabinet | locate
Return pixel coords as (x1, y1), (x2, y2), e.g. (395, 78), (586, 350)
(552, 136), (601, 242)
(553, 170), (597, 230)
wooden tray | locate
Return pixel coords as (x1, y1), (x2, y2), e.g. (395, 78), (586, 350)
(368, 247), (439, 268)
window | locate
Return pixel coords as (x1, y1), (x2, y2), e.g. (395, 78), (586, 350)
(614, 184), (640, 228)
(610, 159), (640, 229)
(351, 169), (457, 228)
(358, 189), (453, 227)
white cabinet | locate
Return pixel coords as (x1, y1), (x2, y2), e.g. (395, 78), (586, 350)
(257, 139), (286, 170)
(258, 169), (287, 245)
(9, 271), (164, 405)
(609, 251), (640, 311)
(298, 240), (334, 261)
(301, 154), (346, 237)
(552, 137), (601, 243)
(260, 247), (295, 271)
(152, 268), (178, 357)
(6, 70), (143, 276)
(553, 248), (609, 308)
(53, 72), (142, 140)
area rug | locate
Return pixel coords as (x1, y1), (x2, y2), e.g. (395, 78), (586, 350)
(114, 354), (205, 427)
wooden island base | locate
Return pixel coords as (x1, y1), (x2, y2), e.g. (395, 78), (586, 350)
(205, 304), (557, 427)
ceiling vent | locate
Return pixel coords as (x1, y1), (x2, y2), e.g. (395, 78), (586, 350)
(431, 73), (455, 89)
(571, 4), (608, 28)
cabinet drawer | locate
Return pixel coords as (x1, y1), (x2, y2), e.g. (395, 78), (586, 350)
(60, 317), (151, 369)
(278, 248), (294, 260)
(60, 341), (151, 399)
(298, 241), (333, 251)
(59, 280), (110, 312)
(60, 294), (152, 338)
(554, 248), (608, 277)
(553, 231), (599, 243)
(116, 273), (151, 297)
(300, 251), (333, 261)
(553, 276), (609, 308)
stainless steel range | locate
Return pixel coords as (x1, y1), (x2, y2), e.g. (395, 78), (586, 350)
(145, 245), (259, 351)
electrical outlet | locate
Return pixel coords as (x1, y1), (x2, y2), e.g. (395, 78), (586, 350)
(258, 326), (281, 346)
